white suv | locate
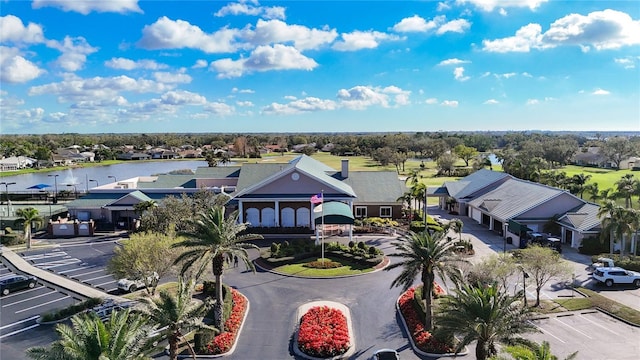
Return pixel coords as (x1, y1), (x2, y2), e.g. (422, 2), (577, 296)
(592, 267), (640, 287)
(117, 272), (159, 293)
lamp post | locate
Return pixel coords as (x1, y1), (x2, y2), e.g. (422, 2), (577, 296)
(89, 179), (99, 188)
(107, 175), (117, 183)
(0, 182), (16, 216)
(521, 267), (530, 308)
(48, 174), (59, 203)
(67, 184), (77, 199)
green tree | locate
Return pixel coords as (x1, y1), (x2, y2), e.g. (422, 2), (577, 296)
(26, 309), (151, 360)
(519, 246), (573, 307)
(436, 153), (457, 176)
(138, 277), (216, 360)
(568, 173), (591, 199)
(615, 174), (638, 208)
(598, 201), (639, 256)
(453, 144), (479, 167)
(434, 284), (537, 360)
(173, 206), (262, 331)
(447, 218), (464, 241)
(108, 230), (180, 295)
(501, 340), (578, 360)
(385, 231), (466, 330)
(15, 207), (43, 249)
(584, 183), (600, 202)
(466, 253), (516, 292)
(601, 136), (635, 168)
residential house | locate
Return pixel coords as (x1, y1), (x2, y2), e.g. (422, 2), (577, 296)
(0, 156), (37, 171)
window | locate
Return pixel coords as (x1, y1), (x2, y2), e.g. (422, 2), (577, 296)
(355, 206), (367, 218)
(380, 206), (392, 218)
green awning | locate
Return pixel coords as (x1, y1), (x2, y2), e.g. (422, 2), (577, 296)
(508, 219), (532, 236)
(313, 201), (355, 225)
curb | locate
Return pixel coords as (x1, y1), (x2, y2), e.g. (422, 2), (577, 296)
(253, 255), (391, 279)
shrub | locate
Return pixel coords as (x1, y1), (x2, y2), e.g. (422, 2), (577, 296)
(398, 288), (454, 354)
(368, 246), (377, 255)
(282, 240), (290, 248)
(357, 241), (365, 249)
(579, 237), (610, 255)
(40, 297), (103, 322)
(348, 240), (355, 248)
(270, 242), (280, 255)
(305, 260), (342, 269)
(298, 306), (350, 358)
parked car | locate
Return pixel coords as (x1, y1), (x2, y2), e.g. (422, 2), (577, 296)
(0, 274), (38, 296)
(372, 349), (400, 360)
(592, 267), (640, 287)
(586, 257), (615, 274)
(117, 272), (159, 293)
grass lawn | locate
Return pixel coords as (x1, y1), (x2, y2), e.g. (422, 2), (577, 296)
(273, 256), (376, 277)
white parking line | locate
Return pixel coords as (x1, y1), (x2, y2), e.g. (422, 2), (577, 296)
(0, 315), (39, 330)
(0, 323), (40, 339)
(2, 291), (57, 308)
(22, 252), (69, 261)
(38, 259), (82, 269)
(579, 313), (619, 335)
(83, 274), (114, 282)
(0, 286), (43, 299)
(95, 280), (116, 287)
(58, 265), (96, 275)
(553, 317), (593, 339)
(528, 320), (566, 343)
(15, 296), (71, 314)
(72, 269), (106, 278)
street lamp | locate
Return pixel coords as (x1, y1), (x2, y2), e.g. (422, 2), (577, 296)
(66, 184), (77, 199)
(0, 182), (16, 215)
(521, 267), (530, 308)
(107, 175), (117, 183)
(89, 179), (99, 187)
(48, 174), (59, 204)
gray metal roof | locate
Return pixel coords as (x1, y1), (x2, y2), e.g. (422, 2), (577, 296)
(468, 178), (566, 221)
(194, 166), (241, 178)
(341, 171), (405, 203)
(136, 175), (196, 189)
(444, 169), (511, 199)
(557, 202), (602, 232)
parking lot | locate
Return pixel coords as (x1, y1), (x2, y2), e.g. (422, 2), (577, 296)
(528, 310), (640, 360)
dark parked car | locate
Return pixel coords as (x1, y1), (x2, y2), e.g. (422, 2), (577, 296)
(0, 274), (38, 296)
(372, 349), (400, 360)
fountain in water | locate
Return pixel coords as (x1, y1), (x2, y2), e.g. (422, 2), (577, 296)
(62, 168), (79, 186)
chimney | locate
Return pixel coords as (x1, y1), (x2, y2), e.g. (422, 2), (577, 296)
(341, 159), (349, 178)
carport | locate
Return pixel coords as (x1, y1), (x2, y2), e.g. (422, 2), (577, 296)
(313, 201), (355, 243)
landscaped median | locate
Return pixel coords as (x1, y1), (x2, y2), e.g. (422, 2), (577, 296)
(293, 301), (355, 360)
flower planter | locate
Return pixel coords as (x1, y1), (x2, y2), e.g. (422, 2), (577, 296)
(294, 301), (355, 360)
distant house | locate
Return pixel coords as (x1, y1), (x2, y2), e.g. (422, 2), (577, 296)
(65, 155), (405, 238)
(0, 156), (37, 171)
(428, 169), (602, 249)
(117, 152), (152, 161)
(573, 147), (609, 168)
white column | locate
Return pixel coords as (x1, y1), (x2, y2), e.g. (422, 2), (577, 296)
(348, 199), (353, 241)
(238, 201), (244, 223)
(274, 200), (280, 227)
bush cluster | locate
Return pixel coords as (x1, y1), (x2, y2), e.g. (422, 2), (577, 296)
(590, 254), (640, 272)
(1, 227), (23, 246)
(305, 260), (342, 269)
(40, 297), (103, 322)
(579, 237), (610, 255)
(265, 240), (384, 268)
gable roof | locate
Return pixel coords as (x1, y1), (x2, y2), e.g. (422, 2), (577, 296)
(443, 169), (512, 199)
(557, 202), (602, 232)
(468, 178), (567, 221)
(341, 171), (405, 203)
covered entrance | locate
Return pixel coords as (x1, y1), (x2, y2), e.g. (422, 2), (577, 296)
(313, 201), (355, 243)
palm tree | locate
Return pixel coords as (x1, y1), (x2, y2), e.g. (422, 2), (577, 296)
(434, 283), (537, 360)
(584, 183), (600, 202)
(385, 230), (466, 330)
(411, 182), (427, 220)
(396, 191), (412, 221)
(138, 277), (216, 360)
(569, 173), (591, 199)
(26, 309), (151, 360)
(598, 201), (637, 256)
(173, 205), (262, 331)
(615, 174), (638, 208)
(15, 207), (43, 249)
(502, 340), (578, 360)
(447, 218), (464, 241)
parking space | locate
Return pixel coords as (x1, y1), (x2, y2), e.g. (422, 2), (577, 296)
(21, 248), (119, 294)
(529, 311), (640, 360)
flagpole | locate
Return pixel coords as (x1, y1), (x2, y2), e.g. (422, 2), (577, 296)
(321, 190), (325, 264)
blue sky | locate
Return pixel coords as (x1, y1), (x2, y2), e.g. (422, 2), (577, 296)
(1, 0), (639, 134)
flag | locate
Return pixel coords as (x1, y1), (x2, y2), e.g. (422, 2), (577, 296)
(310, 192), (323, 204)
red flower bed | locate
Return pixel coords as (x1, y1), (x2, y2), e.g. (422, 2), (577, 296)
(298, 306), (351, 358)
(398, 287), (453, 354)
(206, 289), (247, 354)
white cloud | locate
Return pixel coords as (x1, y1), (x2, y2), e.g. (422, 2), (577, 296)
(46, 36), (98, 72)
(438, 58), (470, 66)
(244, 19), (337, 50)
(160, 90), (207, 105)
(210, 44), (318, 78)
(484, 99), (499, 104)
(499, 8), (508, 16)
(236, 100), (254, 107)
(153, 69), (192, 84)
(425, 98), (439, 104)
(453, 67), (470, 81)
(204, 102), (235, 116)
(526, 99), (539, 105)
(494, 72), (517, 79)
(0, 15), (45, 44)
(484, 9), (640, 52)
(615, 57), (636, 69)
(232, 87), (255, 94)
(192, 60), (208, 69)
(262, 97), (337, 115)
(0, 46), (45, 83)
(337, 86), (390, 110)
(592, 88), (610, 95)
(32, 0), (142, 14)
(436, 19), (471, 35)
(382, 85), (411, 106)
(456, 0), (548, 12)
(437, 2), (451, 11)
(332, 30), (401, 51)
(392, 15), (438, 33)
(441, 100), (459, 107)
(215, 1), (285, 20)
(138, 16), (240, 53)
(105, 57), (168, 70)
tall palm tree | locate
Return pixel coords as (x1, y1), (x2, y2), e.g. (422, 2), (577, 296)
(598, 201), (637, 256)
(584, 183), (600, 203)
(173, 205), (262, 331)
(26, 309), (151, 360)
(396, 192), (412, 221)
(434, 283), (537, 360)
(138, 277), (216, 360)
(15, 207), (43, 249)
(615, 174), (638, 208)
(411, 182), (427, 220)
(569, 173), (592, 199)
(385, 230), (466, 330)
